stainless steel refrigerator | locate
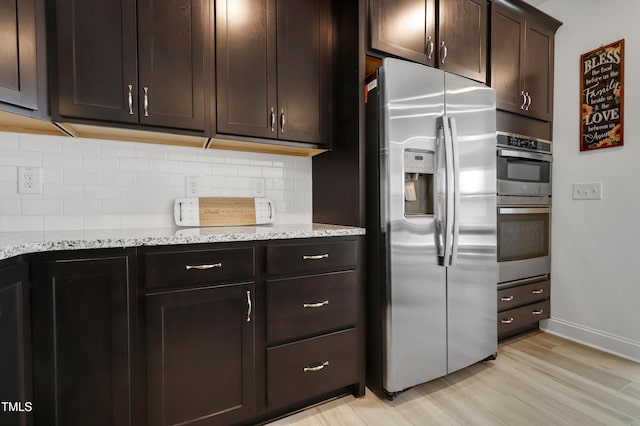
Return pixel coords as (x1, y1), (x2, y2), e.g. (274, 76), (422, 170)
(365, 58), (497, 398)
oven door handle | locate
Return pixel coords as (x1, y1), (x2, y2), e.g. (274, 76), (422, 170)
(498, 149), (552, 163)
(498, 207), (551, 215)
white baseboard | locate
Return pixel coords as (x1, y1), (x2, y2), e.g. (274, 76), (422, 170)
(540, 318), (640, 363)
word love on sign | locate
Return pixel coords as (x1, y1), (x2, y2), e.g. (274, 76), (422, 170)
(580, 39), (624, 151)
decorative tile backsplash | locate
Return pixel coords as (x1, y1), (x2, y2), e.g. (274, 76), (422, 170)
(0, 131), (312, 232)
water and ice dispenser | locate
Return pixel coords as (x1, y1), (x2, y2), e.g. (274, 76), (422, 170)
(404, 149), (434, 216)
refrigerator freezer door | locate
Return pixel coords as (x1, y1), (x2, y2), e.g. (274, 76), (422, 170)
(380, 58), (447, 392)
(444, 72), (498, 373)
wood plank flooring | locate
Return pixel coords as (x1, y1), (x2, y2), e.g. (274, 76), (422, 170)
(268, 332), (640, 425)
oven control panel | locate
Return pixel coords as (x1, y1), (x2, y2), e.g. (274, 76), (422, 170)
(497, 132), (552, 154)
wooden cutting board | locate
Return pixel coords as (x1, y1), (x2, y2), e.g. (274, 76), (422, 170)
(174, 197), (275, 226)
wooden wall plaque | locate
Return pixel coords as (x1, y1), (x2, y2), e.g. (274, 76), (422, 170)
(580, 39), (624, 151)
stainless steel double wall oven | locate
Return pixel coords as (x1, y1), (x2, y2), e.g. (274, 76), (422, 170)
(496, 132), (552, 285)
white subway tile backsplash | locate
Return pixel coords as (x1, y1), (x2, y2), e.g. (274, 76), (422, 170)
(137, 172), (169, 187)
(0, 132), (20, 150)
(84, 185), (121, 200)
(43, 184), (83, 200)
(62, 138), (101, 154)
(0, 150), (42, 167)
(0, 216), (43, 232)
(20, 134), (63, 152)
(102, 171), (136, 186)
(0, 200), (20, 215)
(84, 156), (119, 171)
(120, 158), (152, 172)
(64, 200), (102, 215)
(0, 133), (312, 230)
(0, 166), (17, 182)
(43, 152), (82, 169)
(44, 215), (83, 231)
(21, 200), (63, 216)
(64, 169), (101, 185)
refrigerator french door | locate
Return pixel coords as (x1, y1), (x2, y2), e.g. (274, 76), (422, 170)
(366, 58), (497, 397)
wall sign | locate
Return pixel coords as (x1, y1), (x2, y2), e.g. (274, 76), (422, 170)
(580, 39), (624, 151)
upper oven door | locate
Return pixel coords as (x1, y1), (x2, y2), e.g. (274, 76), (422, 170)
(497, 148), (552, 197)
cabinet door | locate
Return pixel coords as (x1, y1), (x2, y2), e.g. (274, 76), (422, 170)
(0, 0), (38, 109)
(523, 21), (554, 121)
(55, 0), (138, 123)
(491, 2), (526, 114)
(137, 0), (206, 131)
(438, 0), (487, 82)
(146, 284), (255, 426)
(0, 261), (32, 426)
(216, 0), (278, 139)
(369, 0), (436, 67)
(31, 255), (135, 426)
(276, 0), (331, 145)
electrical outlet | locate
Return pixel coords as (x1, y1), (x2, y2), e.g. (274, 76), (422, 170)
(572, 182), (602, 200)
(18, 166), (42, 194)
(253, 179), (265, 197)
(185, 176), (200, 197)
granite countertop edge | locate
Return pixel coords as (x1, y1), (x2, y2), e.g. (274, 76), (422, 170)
(0, 224), (366, 262)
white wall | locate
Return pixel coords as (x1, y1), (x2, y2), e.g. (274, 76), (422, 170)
(534, 0), (640, 361)
(0, 131), (312, 231)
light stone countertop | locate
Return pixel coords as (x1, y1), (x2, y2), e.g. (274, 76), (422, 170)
(0, 223), (366, 261)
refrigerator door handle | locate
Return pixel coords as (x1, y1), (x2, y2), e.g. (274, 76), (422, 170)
(442, 115), (455, 266)
(448, 117), (460, 266)
(435, 124), (447, 259)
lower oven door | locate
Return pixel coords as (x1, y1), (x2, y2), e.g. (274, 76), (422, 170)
(497, 206), (550, 283)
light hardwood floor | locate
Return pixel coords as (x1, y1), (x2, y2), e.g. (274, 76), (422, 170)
(269, 332), (640, 425)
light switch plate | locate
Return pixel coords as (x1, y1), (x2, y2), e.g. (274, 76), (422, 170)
(572, 182), (602, 200)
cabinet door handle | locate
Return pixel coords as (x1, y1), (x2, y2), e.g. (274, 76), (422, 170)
(525, 92), (532, 110)
(500, 296), (514, 302)
(440, 41), (448, 64)
(246, 290), (252, 322)
(520, 90), (527, 110)
(501, 317), (514, 324)
(303, 300), (329, 308)
(127, 84), (134, 115)
(532, 309), (544, 315)
(426, 35), (434, 60)
(143, 86), (149, 117)
(302, 254), (329, 260)
(270, 107), (276, 132)
(280, 109), (285, 132)
(185, 263), (222, 270)
(531, 289), (544, 294)
(303, 361), (329, 372)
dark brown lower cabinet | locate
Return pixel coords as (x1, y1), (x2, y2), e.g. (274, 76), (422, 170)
(0, 259), (32, 426)
(497, 276), (550, 340)
(31, 251), (138, 426)
(145, 283), (255, 426)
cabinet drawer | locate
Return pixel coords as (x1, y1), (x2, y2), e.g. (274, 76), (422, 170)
(145, 247), (254, 288)
(266, 240), (357, 276)
(267, 271), (357, 343)
(498, 279), (550, 311)
(498, 300), (550, 339)
(267, 328), (358, 410)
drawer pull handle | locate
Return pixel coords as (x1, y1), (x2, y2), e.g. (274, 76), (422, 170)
(304, 361), (329, 373)
(246, 290), (252, 322)
(185, 263), (222, 270)
(532, 289), (544, 294)
(501, 317), (515, 324)
(303, 254), (329, 260)
(532, 309), (544, 315)
(303, 300), (329, 309)
(500, 296), (514, 302)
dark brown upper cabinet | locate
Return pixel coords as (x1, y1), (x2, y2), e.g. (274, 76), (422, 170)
(491, 0), (561, 122)
(369, 0), (487, 83)
(0, 0), (38, 110)
(52, 0), (207, 132)
(216, 0), (332, 146)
